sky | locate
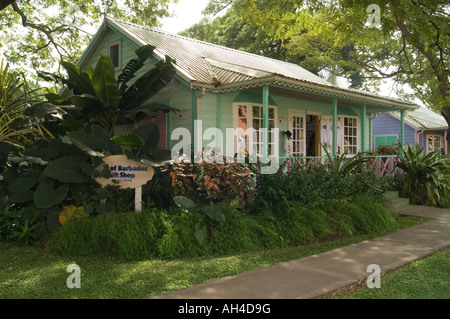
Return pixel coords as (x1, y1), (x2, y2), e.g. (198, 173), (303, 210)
(160, 0), (211, 33)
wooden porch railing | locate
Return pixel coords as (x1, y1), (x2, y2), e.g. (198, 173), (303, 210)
(277, 155), (402, 178)
(365, 155), (403, 178)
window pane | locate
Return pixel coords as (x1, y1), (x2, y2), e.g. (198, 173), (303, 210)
(253, 106), (260, 118)
(109, 44), (120, 68)
(253, 119), (260, 130)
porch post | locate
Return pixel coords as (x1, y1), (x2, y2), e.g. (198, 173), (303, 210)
(216, 92), (222, 129)
(263, 85), (269, 159)
(166, 109), (171, 150)
(400, 109), (405, 151)
(361, 102), (366, 153)
(332, 96), (338, 157)
(445, 130), (448, 154)
(192, 89), (198, 154)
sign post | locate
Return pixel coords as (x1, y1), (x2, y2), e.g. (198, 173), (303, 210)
(135, 186), (142, 212)
(95, 155), (155, 212)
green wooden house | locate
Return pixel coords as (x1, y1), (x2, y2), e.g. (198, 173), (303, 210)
(78, 18), (419, 165)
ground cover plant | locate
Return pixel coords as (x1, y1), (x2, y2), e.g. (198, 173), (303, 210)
(0, 215), (430, 299)
(45, 193), (400, 260)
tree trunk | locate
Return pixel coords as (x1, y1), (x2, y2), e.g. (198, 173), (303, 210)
(0, 0), (14, 11)
(442, 106), (450, 144)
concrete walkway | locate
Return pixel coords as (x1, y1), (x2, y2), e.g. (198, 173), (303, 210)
(149, 204), (450, 299)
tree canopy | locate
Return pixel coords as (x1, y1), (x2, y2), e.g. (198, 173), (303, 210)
(185, 0), (450, 138)
(0, 0), (177, 73)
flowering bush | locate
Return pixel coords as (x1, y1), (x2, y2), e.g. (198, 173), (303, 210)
(169, 160), (256, 209)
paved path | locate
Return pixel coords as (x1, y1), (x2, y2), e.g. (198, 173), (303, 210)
(149, 204), (450, 299)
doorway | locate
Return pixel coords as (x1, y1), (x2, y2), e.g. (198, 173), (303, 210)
(306, 114), (319, 156)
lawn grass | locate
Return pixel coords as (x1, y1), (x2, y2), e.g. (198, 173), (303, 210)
(0, 216), (431, 299)
(330, 247), (450, 299)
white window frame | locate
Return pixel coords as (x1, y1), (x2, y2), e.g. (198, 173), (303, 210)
(342, 115), (359, 156)
(288, 109), (306, 157)
(426, 134), (444, 153)
(232, 102), (278, 157)
(108, 40), (122, 70)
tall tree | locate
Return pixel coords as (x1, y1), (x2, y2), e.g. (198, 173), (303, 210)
(182, 0), (364, 87)
(0, 0), (177, 73)
(221, 0), (449, 141)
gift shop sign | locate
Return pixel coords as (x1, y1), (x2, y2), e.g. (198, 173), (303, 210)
(95, 155), (154, 189)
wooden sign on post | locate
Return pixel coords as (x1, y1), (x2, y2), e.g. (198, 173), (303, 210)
(95, 155), (154, 212)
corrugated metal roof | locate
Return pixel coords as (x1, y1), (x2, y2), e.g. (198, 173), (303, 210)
(407, 107), (448, 130)
(110, 18), (332, 85)
(390, 107), (448, 130)
(107, 18), (419, 110)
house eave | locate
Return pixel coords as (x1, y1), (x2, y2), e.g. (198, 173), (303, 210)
(419, 126), (449, 131)
(190, 75), (419, 111)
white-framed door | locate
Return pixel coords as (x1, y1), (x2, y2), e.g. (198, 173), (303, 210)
(288, 110), (306, 156)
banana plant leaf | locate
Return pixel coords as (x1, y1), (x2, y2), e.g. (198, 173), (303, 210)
(118, 45), (155, 95)
(67, 131), (107, 157)
(61, 61), (96, 96)
(119, 56), (175, 111)
(23, 102), (75, 121)
(133, 123), (160, 150)
(90, 55), (121, 108)
(70, 94), (104, 111)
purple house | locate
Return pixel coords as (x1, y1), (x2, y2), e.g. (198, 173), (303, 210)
(372, 107), (448, 154)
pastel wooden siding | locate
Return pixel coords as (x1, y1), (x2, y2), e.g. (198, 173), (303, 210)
(140, 110), (167, 149)
(147, 81), (192, 150)
(372, 113), (416, 149)
(79, 27), (372, 157)
(181, 89), (369, 157)
(80, 28), (158, 84)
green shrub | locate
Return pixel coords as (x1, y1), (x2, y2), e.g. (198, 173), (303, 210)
(159, 213), (213, 259)
(441, 192), (450, 209)
(254, 164), (386, 213)
(45, 196), (400, 261)
(381, 174), (407, 193)
(395, 144), (450, 206)
(0, 205), (47, 246)
(374, 145), (399, 155)
(159, 204), (282, 259)
(169, 160), (257, 209)
(273, 202), (330, 245)
(45, 208), (167, 260)
(210, 208), (282, 255)
(318, 196), (398, 236)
